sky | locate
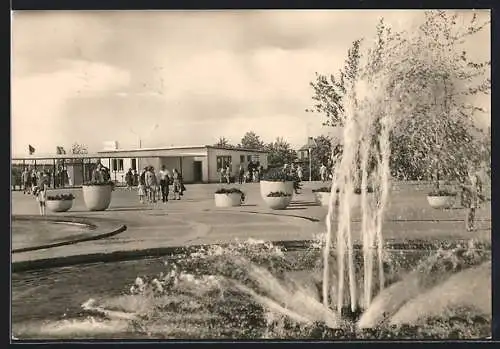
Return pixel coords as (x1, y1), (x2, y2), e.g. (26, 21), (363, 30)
(11, 10), (491, 156)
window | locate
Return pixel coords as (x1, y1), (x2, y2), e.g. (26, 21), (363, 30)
(240, 155), (245, 163)
(247, 155), (252, 162)
(131, 159), (137, 170)
(111, 159), (124, 171)
(216, 156), (232, 171)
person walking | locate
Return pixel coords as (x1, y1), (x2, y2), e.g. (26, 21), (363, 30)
(159, 165), (171, 203)
(133, 169), (139, 186)
(238, 164), (245, 184)
(138, 168), (147, 204)
(219, 167), (226, 184)
(145, 166), (157, 203)
(34, 175), (48, 216)
(319, 164), (327, 182)
(21, 168), (31, 194)
(460, 164), (485, 232)
(297, 165), (303, 182)
(172, 168), (182, 200)
(225, 164), (231, 184)
(125, 168), (134, 191)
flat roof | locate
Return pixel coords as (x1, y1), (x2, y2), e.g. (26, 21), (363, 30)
(97, 145), (269, 154)
(12, 145), (268, 161)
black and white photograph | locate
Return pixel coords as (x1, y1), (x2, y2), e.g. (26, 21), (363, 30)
(11, 9), (491, 340)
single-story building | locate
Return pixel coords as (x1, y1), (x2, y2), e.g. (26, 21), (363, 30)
(12, 145), (269, 185)
(96, 145), (269, 183)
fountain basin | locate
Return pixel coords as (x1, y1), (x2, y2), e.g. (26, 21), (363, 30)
(11, 239), (491, 340)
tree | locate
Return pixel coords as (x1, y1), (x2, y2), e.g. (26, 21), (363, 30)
(307, 39), (362, 127)
(309, 12), (490, 184)
(214, 136), (234, 148)
(239, 131), (265, 150)
(71, 143), (88, 155)
(266, 137), (297, 167)
(383, 11), (490, 184)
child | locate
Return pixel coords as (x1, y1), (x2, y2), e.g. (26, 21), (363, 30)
(34, 176), (48, 216)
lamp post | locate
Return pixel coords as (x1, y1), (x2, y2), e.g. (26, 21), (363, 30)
(306, 136), (316, 182)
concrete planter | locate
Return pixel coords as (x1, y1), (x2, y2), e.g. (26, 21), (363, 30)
(427, 195), (456, 209)
(263, 196), (292, 210)
(260, 181), (294, 199)
(46, 199), (74, 212)
(214, 193), (243, 207)
(314, 192), (333, 206)
(82, 184), (113, 211)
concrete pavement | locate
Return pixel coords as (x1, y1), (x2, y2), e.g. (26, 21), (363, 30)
(11, 181), (491, 266)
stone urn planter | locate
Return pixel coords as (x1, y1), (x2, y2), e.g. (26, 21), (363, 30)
(312, 187), (333, 206)
(260, 181), (294, 199)
(263, 191), (293, 210)
(427, 190), (457, 209)
(45, 194), (75, 212)
(214, 188), (245, 207)
(82, 182), (114, 211)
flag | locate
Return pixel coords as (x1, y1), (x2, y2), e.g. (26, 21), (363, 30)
(28, 145), (35, 155)
(56, 146), (66, 155)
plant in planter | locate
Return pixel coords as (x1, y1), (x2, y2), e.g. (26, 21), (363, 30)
(214, 188), (246, 207)
(427, 189), (457, 209)
(312, 186), (375, 207)
(263, 191), (293, 210)
(260, 168), (302, 200)
(82, 179), (115, 211)
(46, 193), (75, 212)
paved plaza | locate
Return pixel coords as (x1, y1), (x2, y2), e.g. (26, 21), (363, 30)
(11, 181), (491, 265)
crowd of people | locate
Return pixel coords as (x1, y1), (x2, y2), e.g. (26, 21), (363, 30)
(219, 161), (265, 184)
(16, 158), (488, 232)
(129, 165), (186, 204)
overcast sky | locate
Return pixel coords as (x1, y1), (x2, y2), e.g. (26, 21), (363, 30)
(11, 10), (490, 156)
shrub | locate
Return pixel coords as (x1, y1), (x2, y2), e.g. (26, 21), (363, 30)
(46, 193), (75, 201)
(267, 191), (292, 197)
(428, 189), (457, 197)
(215, 188), (246, 202)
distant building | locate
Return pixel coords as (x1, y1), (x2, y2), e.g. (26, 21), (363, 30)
(12, 144), (269, 184)
(97, 145), (269, 183)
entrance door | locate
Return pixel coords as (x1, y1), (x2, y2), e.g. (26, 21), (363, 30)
(193, 161), (203, 183)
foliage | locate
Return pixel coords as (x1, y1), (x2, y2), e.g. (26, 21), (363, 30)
(83, 180), (115, 187)
(71, 143), (88, 155)
(46, 193), (75, 200)
(215, 187), (246, 202)
(239, 131), (266, 150)
(266, 137), (297, 167)
(312, 187), (332, 193)
(307, 39), (362, 127)
(308, 12), (490, 184)
(312, 186), (374, 194)
(428, 189), (457, 197)
(261, 168), (297, 182)
(214, 137), (235, 148)
(267, 191), (293, 197)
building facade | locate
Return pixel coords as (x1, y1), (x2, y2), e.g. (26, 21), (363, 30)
(97, 145), (269, 184)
